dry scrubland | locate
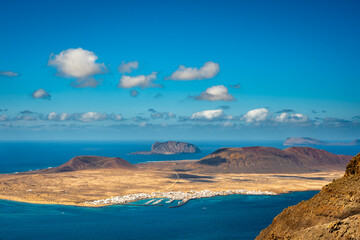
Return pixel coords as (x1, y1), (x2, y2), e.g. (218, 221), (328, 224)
(0, 147), (351, 207)
(0, 160), (344, 207)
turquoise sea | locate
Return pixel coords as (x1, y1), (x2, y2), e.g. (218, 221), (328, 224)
(1, 141), (359, 240)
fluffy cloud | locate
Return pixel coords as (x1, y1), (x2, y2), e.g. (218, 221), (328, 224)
(148, 109), (176, 120)
(275, 112), (309, 123)
(242, 108), (269, 123)
(112, 114), (124, 121)
(47, 112), (73, 121)
(321, 117), (351, 127)
(118, 72), (159, 88)
(77, 112), (108, 122)
(118, 61), (139, 73)
(32, 89), (51, 100)
(45, 112), (124, 122)
(0, 71), (18, 77)
(166, 61), (219, 80)
(130, 90), (139, 97)
(194, 85), (235, 101)
(190, 109), (232, 121)
(48, 48), (106, 87)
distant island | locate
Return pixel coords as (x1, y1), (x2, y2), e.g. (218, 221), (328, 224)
(0, 146), (352, 207)
(129, 141), (201, 155)
(256, 153), (360, 240)
(284, 137), (360, 146)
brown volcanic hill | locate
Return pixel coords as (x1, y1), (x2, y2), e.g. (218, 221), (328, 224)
(188, 147), (351, 173)
(256, 153), (360, 240)
(41, 156), (136, 173)
(284, 147), (350, 170)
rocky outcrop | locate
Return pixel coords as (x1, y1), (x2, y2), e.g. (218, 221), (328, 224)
(130, 141), (201, 155)
(189, 147), (351, 173)
(284, 137), (360, 146)
(256, 153), (360, 239)
(40, 156), (136, 173)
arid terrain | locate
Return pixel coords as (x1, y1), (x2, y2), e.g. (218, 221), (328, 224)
(256, 153), (360, 240)
(0, 147), (352, 207)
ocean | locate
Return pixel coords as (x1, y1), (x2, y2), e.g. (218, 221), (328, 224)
(0, 141), (359, 240)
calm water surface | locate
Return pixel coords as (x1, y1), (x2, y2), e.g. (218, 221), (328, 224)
(0, 191), (318, 240)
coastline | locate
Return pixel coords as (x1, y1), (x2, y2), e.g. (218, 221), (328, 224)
(0, 188), (320, 208)
(87, 189), (277, 207)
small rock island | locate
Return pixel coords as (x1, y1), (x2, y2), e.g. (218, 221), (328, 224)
(130, 141), (201, 155)
(284, 137), (360, 146)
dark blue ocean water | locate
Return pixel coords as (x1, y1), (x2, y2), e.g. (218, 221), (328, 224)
(0, 141), (359, 240)
(0, 192), (318, 240)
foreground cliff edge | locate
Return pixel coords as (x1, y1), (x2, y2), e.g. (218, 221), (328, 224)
(0, 147), (352, 207)
(256, 153), (360, 240)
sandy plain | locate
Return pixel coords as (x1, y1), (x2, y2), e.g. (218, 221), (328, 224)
(0, 160), (345, 207)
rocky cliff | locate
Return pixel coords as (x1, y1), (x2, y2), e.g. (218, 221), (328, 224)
(189, 146), (351, 173)
(256, 153), (360, 239)
(130, 141), (201, 155)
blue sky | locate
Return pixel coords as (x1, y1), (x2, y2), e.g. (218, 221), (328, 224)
(0, 0), (359, 140)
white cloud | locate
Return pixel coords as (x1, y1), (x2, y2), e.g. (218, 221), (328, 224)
(78, 112), (108, 122)
(190, 109), (230, 121)
(47, 112), (72, 121)
(194, 85), (235, 101)
(148, 109), (176, 120)
(243, 108), (269, 123)
(45, 112), (124, 122)
(0, 71), (18, 77)
(118, 72), (158, 88)
(275, 112), (309, 123)
(166, 61), (219, 80)
(48, 48), (106, 87)
(118, 61), (139, 73)
(112, 114), (124, 121)
(32, 89), (51, 99)
(47, 112), (57, 120)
